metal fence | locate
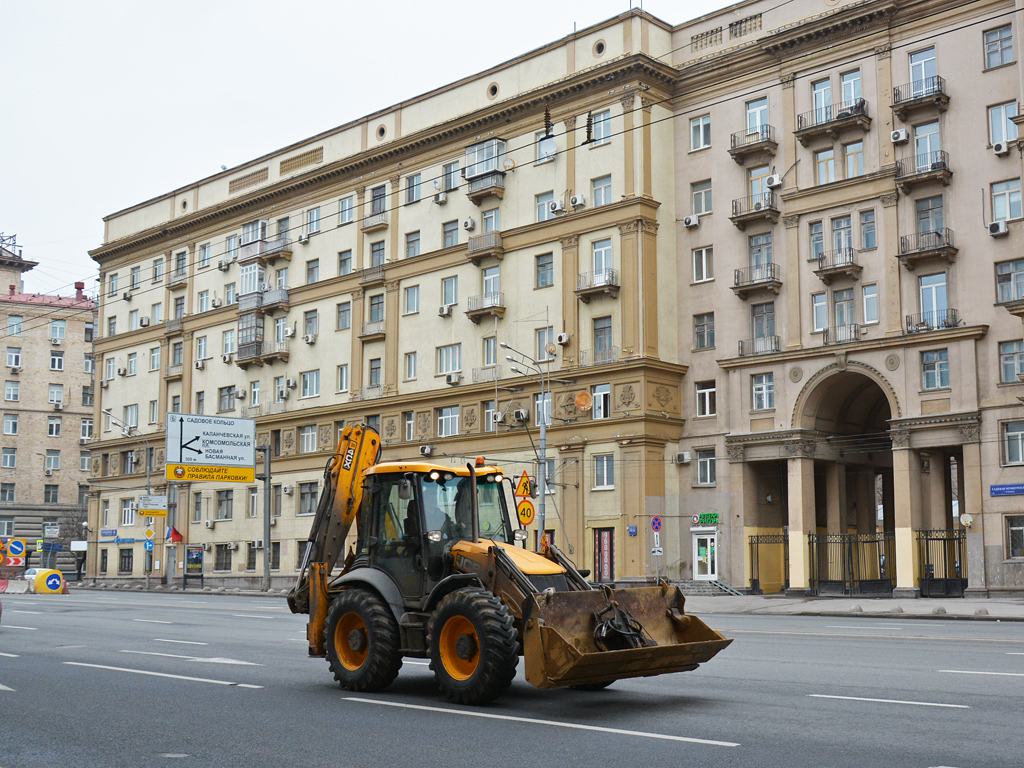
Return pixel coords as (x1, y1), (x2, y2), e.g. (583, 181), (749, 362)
(749, 534), (789, 594)
(918, 529), (968, 597)
(808, 532), (895, 596)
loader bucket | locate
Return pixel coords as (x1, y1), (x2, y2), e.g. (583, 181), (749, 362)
(521, 584), (732, 689)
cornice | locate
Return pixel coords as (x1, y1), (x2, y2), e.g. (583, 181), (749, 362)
(762, 1), (897, 58)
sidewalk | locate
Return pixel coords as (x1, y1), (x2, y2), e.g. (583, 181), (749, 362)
(684, 594), (1024, 622)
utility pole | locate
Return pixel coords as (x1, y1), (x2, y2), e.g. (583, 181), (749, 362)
(257, 446), (272, 591)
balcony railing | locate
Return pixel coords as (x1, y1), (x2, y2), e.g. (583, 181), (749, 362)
(898, 228), (957, 269)
(237, 341), (263, 361)
(729, 125), (777, 159)
(168, 269), (188, 287)
(466, 171), (506, 204)
(239, 236), (293, 266)
(730, 192), (779, 229)
(164, 363), (183, 378)
(822, 324), (861, 345)
(738, 335), (781, 356)
(164, 317), (184, 334)
(906, 309), (960, 334)
(733, 262), (782, 298)
(472, 366), (502, 383)
(237, 292), (263, 313)
(467, 292), (504, 312)
(815, 249), (862, 284)
(361, 211), (389, 232)
(796, 98), (868, 131)
(892, 76), (949, 120)
(244, 404), (263, 419)
(466, 231), (504, 264)
(575, 269), (620, 303)
(895, 151), (952, 192)
(360, 264), (385, 285)
(360, 320), (386, 339)
(578, 346), (619, 367)
(362, 385), (383, 400)
(262, 287), (290, 310)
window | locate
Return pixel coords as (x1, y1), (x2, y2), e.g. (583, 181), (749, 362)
(443, 220), (459, 248)
(300, 370), (320, 398)
(370, 185), (386, 215)
(5, 381), (18, 401)
(368, 359), (382, 387)
(442, 161), (460, 192)
(85, 322), (94, 342)
(340, 196), (354, 224)
(990, 102), (1019, 145)
(406, 231), (420, 259)
(153, 258), (164, 282)
(307, 207), (320, 235)
(405, 351), (417, 380)
(197, 244), (210, 269)
(1000, 340), (1024, 384)
(336, 364), (349, 392)
(437, 344), (461, 374)
(48, 384), (63, 405)
(593, 454), (615, 489)
(172, 342), (183, 366)
(6, 315), (21, 336)
(222, 330), (236, 355)
(996, 258), (1024, 302)
(299, 482), (319, 515)
(79, 451), (91, 471)
(692, 247), (713, 283)
(815, 149), (835, 185)
(306, 259), (319, 284)
(276, 267), (288, 289)
(299, 425), (317, 454)
(370, 241), (385, 267)
(406, 174), (421, 204)
(122, 499), (136, 526)
(44, 485), (58, 504)
(832, 216), (852, 253)
(483, 337), (496, 367)
(536, 254), (554, 288)
(336, 301), (351, 330)
(537, 326), (555, 361)
(442, 276), (458, 306)
(807, 222), (823, 260)
(694, 313), (714, 350)
(841, 69), (861, 103)
(0, 516), (11, 536)
(1005, 421), (1024, 464)
(47, 416), (61, 437)
(863, 284), (879, 324)
(697, 449), (716, 486)
(438, 406), (460, 437)
(984, 25), (1014, 69)
(404, 286), (419, 314)
(992, 179), (1022, 222)
(592, 175), (612, 207)
(922, 349), (949, 390)
(218, 386), (236, 411)
(3, 414), (16, 435)
(195, 290), (209, 314)
(690, 115), (711, 150)
(692, 180), (712, 214)
(196, 336), (208, 361)
(482, 208), (500, 234)
(593, 317), (613, 360)
(696, 381), (717, 417)
(2, 448), (15, 468)
(83, 387), (94, 407)
(483, 401), (495, 432)
(0, 483), (13, 502)
(107, 317), (116, 338)
(812, 78), (831, 122)
(752, 373), (775, 411)
(129, 309), (140, 330)
(860, 211), (876, 250)
(844, 141), (864, 178)
(108, 273), (119, 297)
(465, 138), (505, 177)
(151, 302), (163, 323)
(746, 97), (768, 135)
(50, 351), (64, 371)
(592, 238), (612, 275)
(592, 109), (611, 145)
(250, 381), (260, 406)
(338, 250), (352, 275)
(303, 310), (318, 337)
(5, 347), (19, 367)
(535, 392), (552, 427)
(536, 192), (554, 222)
(171, 395), (180, 413)
(368, 294), (384, 323)
(84, 354), (94, 373)
(536, 130), (556, 163)
(591, 383), (611, 420)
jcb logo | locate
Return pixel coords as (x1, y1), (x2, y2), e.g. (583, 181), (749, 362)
(342, 447), (356, 471)
(455, 554), (482, 574)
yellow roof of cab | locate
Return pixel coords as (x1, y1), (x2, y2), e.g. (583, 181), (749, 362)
(365, 461), (505, 476)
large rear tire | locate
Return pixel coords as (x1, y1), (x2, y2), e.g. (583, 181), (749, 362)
(427, 588), (519, 705)
(325, 589), (402, 692)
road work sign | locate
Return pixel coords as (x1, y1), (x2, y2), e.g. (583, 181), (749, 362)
(165, 414), (256, 483)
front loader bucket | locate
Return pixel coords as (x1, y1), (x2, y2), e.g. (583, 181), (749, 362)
(521, 584), (732, 689)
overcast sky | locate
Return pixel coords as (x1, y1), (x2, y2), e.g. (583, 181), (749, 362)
(1, 0), (729, 296)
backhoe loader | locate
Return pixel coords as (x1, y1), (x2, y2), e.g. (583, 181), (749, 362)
(287, 425), (731, 704)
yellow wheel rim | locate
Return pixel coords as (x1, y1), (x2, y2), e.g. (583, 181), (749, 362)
(439, 615), (479, 681)
(335, 611), (368, 671)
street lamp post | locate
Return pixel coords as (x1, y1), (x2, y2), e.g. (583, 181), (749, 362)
(256, 446), (272, 591)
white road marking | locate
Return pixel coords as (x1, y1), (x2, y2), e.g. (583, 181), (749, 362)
(3, 625), (37, 631)
(120, 650), (260, 666)
(133, 619), (172, 624)
(404, 660), (430, 666)
(159, 755), (190, 759)
(155, 639), (208, 646)
(809, 694), (968, 709)
(63, 662), (263, 688)
(825, 625), (907, 630)
(940, 669), (1024, 678)
(55, 645), (86, 650)
(1007, 652), (1024, 656)
(0, 683), (15, 692)
(0, 652), (19, 658)
(344, 698), (739, 747)
(232, 614), (275, 619)
(10, 610), (43, 615)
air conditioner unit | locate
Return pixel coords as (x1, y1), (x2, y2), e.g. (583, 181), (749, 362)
(217, 260), (230, 271)
(8, 366), (19, 375)
(282, 485), (293, 495)
(251, 539), (264, 549)
(79, 437), (89, 445)
(204, 520), (215, 528)
(548, 200), (566, 215)
(512, 408), (529, 423)
(278, 389), (290, 400)
(123, 291), (132, 302)
(117, 366), (127, 377)
(228, 542), (239, 551)
(682, 215), (700, 229)
(675, 452), (692, 465)
(221, 353), (233, 363)
(891, 129), (909, 144)
(44, 468), (53, 476)
(491, 412), (504, 425)
(100, 379), (109, 389)
(53, 403), (63, 411)
(556, 332), (570, 345)
(269, 517), (277, 526)
(303, 333), (317, 344)
(51, 337), (61, 345)
(212, 298), (223, 308)
(445, 373), (461, 385)
(434, 192), (448, 205)
(286, 378), (297, 389)
(462, 217), (476, 231)
(194, 359), (205, 370)
(570, 194), (586, 209)
(298, 233), (309, 244)
(438, 304), (452, 317)
(139, 317), (150, 327)
(202, 542), (211, 552)
(993, 141), (1010, 156)
(419, 445), (433, 456)
(284, 327), (296, 338)
(752, 201), (765, 211)
(235, 389), (246, 400)
(765, 174), (783, 189)
(989, 220), (1009, 237)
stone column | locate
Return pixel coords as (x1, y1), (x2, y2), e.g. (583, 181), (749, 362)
(960, 424), (988, 596)
(892, 429), (921, 597)
(825, 462), (847, 533)
(620, 93), (636, 199)
(882, 193), (903, 337)
(784, 215), (802, 351)
(786, 446), (815, 595)
(727, 446), (756, 589)
(563, 115), (577, 199)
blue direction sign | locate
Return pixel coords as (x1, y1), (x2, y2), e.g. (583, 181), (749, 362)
(45, 573), (63, 591)
(651, 516), (662, 532)
(144, 540), (155, 551)
(7, 538), (26, 557)
(991, 484), (1024, 496)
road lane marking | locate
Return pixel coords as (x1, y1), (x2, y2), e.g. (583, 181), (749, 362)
(825, 625), (907, 630)
(155, 639), (208, 646)
(940, 669), (1024, 678)
(0, 653), (19, 658)
(232, 614), (275, 619)
(1007, 652), (1024, 655)
(63, 662), (263, 688)
(120, 650), (261, 666)
(0, 683), (14, 692)
(10, 610), (43, 615)
(3, 625), (37, 631)
(344, 698), (739, 747)
(133, 619), (172, 624)
(404, 660), (430, 666)
(809, 694), (968, 709)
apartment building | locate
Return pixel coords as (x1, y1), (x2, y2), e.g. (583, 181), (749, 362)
(88, 0), (1024, 597)
(0, 241), (95, 574)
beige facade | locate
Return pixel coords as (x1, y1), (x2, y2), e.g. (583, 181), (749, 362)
(89, 0), (1024, 596)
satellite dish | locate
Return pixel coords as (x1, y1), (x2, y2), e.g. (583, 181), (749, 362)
(545, 342), (557, 356)
(432, 179), (441, 190)
(502, 158), (515, 171)
(959, 513), (973, 528)
(574, 391), (593, 412)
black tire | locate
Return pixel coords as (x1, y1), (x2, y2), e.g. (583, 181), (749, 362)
(324, 589), (402, 692)
(427, 588), (519, 705)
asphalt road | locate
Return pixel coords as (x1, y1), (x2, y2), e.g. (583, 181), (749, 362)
(1, 592), (1022, 768)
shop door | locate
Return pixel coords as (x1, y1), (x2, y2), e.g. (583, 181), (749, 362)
(693, 532), (718, 580)
(594, 528), (615, 582)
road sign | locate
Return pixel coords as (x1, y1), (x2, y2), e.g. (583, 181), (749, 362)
(35, 539), (43, 552)
(5, 556), (24, 567)
(144, 540), (155, 552)
(514, 471), (532, 498)
(651, 516), (662, 532)
(144, 527), (155, 540)
(651, 547), (664, 556)
(45, 573), (63, 590)
(165, 414), (256, 483)
(653, 531), (660, 548)
(43, 524), (59, 538)
(0, 539), (5, 554)
(517, 498), (536, 526)
(139, 495), (168, 518)
(6, 538), (25, 557)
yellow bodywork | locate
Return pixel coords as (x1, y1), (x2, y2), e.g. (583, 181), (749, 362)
(451, 539), (565, 576)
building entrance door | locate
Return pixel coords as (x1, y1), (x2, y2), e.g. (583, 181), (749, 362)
(693, 532), (718, 580)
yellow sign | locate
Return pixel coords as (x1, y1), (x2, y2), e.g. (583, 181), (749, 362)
(166, 464), (256, 483)
(517, 498), (535, 526)
(515, 471), (532, 498)
(144, 527), (155, 540)
(143, 509), (168, 518)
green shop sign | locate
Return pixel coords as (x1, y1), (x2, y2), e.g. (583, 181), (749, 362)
(691, 513), (720, 526)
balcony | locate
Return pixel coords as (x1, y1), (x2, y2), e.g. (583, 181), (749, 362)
(243, 404), (263, 419)
(466, 171), (505, 205)
(236, 341), (265, 369)
(237, 286), (289, 314)
(814, 249), (862, 284)
(361, 211), (389, 233)
(794, 98), (870, 146)
(728, 125), (777, 163)
(466, 231), (504, 265)
(360, 320), (386, 342)
(164, 317), (184, 335)
(361, 385), (383, 400)
(578, 346), (619, 367)
(472, 366), (502, 383)
(575, 269), (620, 303)
(164, 363), (183, 380)
(360, 265), (385, 286)
(730, 192), (779, 230)
(732, 263), (782, 299)
(465, 292), (505, 323)
(738, 336), (781, 356)
(897, 229), (958, 270)
(266, 401), (288, 415)
(168, 269), (188, 288)
(240, 237), (293, 267)
(891, 77), (949, 121)
(260, 339), (290, 364)
(895, 151), (952, 193)
(822, 324), (862, 345)
(905, 309), (960, 334)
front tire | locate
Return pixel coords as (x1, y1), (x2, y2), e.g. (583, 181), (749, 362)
(325, 589), (402, 692)
(427, 588), (519, 705)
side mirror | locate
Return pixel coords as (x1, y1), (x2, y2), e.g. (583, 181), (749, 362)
(427, 530), (443, 543)
(513, 529), (528, 541)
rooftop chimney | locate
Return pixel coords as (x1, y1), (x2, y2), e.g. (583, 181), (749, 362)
(75, 281), (85, 301)
(8, 285), (15, 296)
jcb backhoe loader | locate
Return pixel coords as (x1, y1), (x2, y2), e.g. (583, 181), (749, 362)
(287, 425), (731, 705)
